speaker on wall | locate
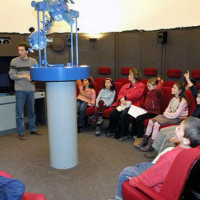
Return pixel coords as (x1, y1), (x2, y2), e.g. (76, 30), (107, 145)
(157, 31), (168, 44)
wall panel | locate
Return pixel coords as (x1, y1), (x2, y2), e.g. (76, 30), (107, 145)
(140, 31), (162, 78)
(164, 29), (189, 81)
(118, 32), (140, 78)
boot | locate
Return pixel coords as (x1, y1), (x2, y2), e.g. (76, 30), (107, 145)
(139, 138), (154, 152)
(135, 135), (149, 149)
(144, 149), (158, 159)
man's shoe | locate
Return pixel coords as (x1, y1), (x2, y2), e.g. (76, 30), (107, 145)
(30, 130), (42, 135)
(144, 149), (158, 159)
(18, 134), (26, 141)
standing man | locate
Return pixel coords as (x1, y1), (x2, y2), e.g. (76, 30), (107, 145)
(9, 42), (41, 140)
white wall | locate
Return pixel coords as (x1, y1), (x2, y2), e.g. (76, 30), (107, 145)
(1, 0), (200, 34)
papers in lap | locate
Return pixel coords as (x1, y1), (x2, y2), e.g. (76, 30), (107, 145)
(128, 105), (147, 118)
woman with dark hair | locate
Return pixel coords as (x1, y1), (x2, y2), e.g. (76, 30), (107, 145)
(76, 78), (96, 132)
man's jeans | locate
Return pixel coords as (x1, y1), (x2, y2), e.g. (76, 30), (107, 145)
(0, 176), (25, 200)
(117, 162), (154, 198)
(16, 91), (36, 135)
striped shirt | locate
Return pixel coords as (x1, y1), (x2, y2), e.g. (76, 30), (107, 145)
(9, 57), (37, 92)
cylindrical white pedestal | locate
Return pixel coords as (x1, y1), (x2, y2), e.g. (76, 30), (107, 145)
(46, 81), (78, 169)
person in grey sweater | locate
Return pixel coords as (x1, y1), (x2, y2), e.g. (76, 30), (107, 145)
(9, 42), (41, 140)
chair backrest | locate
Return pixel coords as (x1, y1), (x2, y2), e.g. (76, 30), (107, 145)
(98, 67), (111, 75)
(162, 81), (176, 88)
(116, 78), (131, 85)
(180, 159), (200, 199)
(167, 69), (181, 78)
(113, 81), (123, 102)
(159, 146), (200, 200)
(121, 67), (132, 75)
(192, 70), (200, 80)
(143, 68), (157, 76)
(160, 87), (173, 113)
(186, 90), (196, 116)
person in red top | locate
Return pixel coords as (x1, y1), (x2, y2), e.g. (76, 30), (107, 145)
(108, 68), (145, 141)
(111, 117), (200, 200)
(132, 77), (163, 147)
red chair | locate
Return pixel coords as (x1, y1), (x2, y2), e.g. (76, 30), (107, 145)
(163, 81), (176, 88)
(143, 68), (157, 76)
(191, 70), (200, 80)
(167, 69), (181, 78)
(95, 67), (112, 94)
(122, 146), (200, 200)
(98, 67), (111, 75)
(0, 171), (47, 200)
(140, 79), (148, 84)
(116, 67), (132, 85)
(196, 83), (200, 90)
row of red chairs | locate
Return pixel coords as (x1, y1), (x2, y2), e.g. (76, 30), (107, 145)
(97, 66), (200, 79)
(95, 67), (200, 89)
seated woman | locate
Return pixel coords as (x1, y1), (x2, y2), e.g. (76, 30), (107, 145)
(108, 68), (145, 141)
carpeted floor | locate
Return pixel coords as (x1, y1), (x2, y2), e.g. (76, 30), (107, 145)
(0, 121), (149, 200)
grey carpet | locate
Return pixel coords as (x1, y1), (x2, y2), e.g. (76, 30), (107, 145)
(0, 122), (149, 200)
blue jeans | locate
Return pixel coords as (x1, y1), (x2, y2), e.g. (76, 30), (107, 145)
(117, 162), (154, 198)
(77, 99), (88, 127)
(16, 91), (36, 135)
(0, 176), (25, 200)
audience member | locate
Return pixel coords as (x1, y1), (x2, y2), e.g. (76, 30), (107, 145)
(132, 77), (163, 147)
(108, 68), (145, 141)
(0, 176), (25, 200)
(145, 71), (200, 158)
(138, 82), (188, 152)
(94, 78), (115, 135)
(111, 117), (200, 200)
(76, 78), (96, 132)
